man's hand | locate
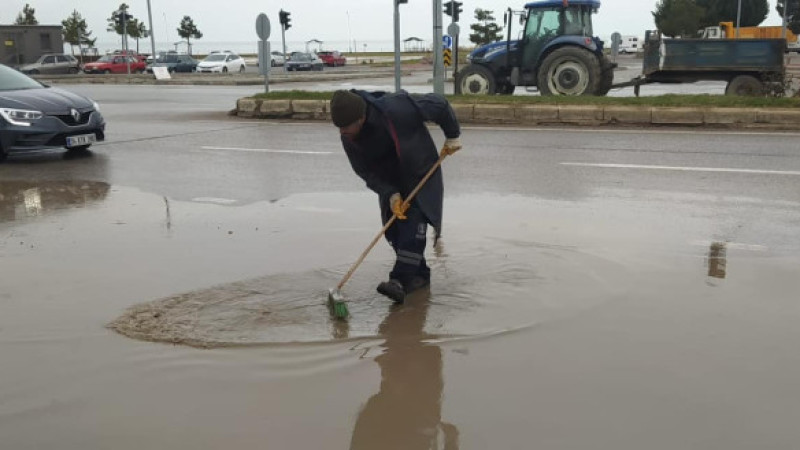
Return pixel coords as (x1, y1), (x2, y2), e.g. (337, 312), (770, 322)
(441, 137), (462, 156)
(390, 193), (409, 220)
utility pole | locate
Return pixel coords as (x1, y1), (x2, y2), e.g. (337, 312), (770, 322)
(433, 0), (444, 95)
(146, 0), (156, 66)
(394, 0), (407, 92)
(736, 0), (742, 38)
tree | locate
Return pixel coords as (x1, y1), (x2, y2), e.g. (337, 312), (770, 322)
(469, 9), (503, 46)
(653, 0), (706, 37)
(15, 4), (38, 25)
(106, 3), (135, 51)
(128, 19), (149, 53)
(177, 16), (203, 55)
(777, 0), (800, 34)
(62, 10), (94, 62)
(696, 0), (769, 27)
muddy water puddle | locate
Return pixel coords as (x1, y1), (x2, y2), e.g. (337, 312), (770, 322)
(2, 181), (800, 449)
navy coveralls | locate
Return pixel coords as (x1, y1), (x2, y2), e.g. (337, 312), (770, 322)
(340, 90), (461, 286)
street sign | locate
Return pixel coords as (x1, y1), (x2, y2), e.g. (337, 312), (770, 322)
(447, 22), (460, 38)
(256, 13), (271, 41)
(443, 35), (453, 49)
(444, 48), (452, 66)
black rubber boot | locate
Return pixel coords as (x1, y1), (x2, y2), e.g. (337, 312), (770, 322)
(404, 276), (430, 294)
(377, 279), (406, 303)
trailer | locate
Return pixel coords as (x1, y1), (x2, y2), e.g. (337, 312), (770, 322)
(616, 30), (786, 96)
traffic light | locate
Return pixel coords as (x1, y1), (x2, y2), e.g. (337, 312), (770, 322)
(443, 0), (454, 17)
(279, 10), (291, 30)
(114, 11), (131, 27)
(453, 1), (463, 22)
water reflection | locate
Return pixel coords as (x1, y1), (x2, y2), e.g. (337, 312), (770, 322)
(707, 242), (727, 280)
(349, 291), (460, 450)
(0, 181), (110, 223)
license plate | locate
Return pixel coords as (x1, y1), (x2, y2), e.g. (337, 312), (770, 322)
(66, 133), (96, 148)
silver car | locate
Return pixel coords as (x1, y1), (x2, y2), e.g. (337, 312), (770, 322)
(19, 54), (81, 75)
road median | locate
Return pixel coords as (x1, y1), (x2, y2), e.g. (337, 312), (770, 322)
(236, 97), (800, 130)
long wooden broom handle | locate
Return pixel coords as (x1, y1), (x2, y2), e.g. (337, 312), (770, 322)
(336, 151), (448, 291)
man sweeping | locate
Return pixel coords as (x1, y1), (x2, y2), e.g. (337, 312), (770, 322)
(330, 89), (462, 303)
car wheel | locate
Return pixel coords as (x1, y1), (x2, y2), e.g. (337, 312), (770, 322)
(239, 65), (245, 73)
(30, 69), (40, 75)
(222, 66), (228, 73)
(68, 67), (79, 74)
(103, 69), (111, 74)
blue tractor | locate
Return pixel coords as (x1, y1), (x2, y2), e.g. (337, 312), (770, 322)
(456, 0), (614, 96)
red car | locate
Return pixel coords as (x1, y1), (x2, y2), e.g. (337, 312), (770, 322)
(83, 55), (147, 74)
(317, 51), (346, 67)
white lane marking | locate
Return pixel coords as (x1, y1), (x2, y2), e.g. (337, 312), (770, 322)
(201, 146), (333, 155)
(192, 197), (238, 204)
(560, 162), (800, 176)
(462, 125), (800, 138)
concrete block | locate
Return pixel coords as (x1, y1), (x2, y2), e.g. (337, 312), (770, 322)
(703, 108), (756, 125)
(755, 108), (800, 126)
(451, 103), (475, 123)
(651, 107), (704, 125)
(558, 105), (604, 124)
(259, 100), (293, 118)
(515, 105), (559, 124)
(237, 98), (259, 117)
(291, 100), (328, 120)
(603, 106), (652, 124)
(473, 104), (517, 123)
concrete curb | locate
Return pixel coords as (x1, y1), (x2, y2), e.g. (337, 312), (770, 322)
(236, 99), (800, 130)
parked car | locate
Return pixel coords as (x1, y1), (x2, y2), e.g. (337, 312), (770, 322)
(18, 54), (81, 75)
(317, 50), (346, 67)
(196, 51), (246, 73)
(111, 49), (148, 63)
(83, 55), (147, 74)
(0, 63), (105, 161)
(146, 53), (199, 73)
(270, 51), (286, 67)
(285, 53), (324, 72)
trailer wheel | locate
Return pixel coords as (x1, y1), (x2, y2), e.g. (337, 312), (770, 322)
(456, 64), (497, 95)
(538, 47), (601, 96)
(725, 75), (765, 96)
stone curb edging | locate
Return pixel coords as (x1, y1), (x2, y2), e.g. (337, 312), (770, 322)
(236, 98), (800, 130)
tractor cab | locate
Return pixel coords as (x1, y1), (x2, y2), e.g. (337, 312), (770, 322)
(459, 0), (613, 96)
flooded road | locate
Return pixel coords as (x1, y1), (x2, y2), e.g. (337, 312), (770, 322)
(2, 87), (800, 448)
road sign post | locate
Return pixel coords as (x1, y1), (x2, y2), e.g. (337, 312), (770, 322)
(447, 22), (460, 78)
(255, 13), (271, 93)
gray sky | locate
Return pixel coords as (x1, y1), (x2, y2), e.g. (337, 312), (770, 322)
(4, 0), (787, 45)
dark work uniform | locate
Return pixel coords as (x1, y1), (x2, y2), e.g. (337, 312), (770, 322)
(340, 90), (460, 287)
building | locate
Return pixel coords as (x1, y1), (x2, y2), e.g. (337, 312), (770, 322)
(1, 25), (64, 67)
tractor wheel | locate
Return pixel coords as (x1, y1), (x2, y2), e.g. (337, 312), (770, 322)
(725, 75), (764, 96)
(537, 47), (602, 96)
(595, 56), (614, 96)
(456, 64), (497, 95)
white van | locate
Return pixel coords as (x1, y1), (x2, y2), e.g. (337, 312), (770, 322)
(618, 35), (643, 54)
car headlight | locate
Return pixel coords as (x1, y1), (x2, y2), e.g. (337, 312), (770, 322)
(0, 108), (44, 127)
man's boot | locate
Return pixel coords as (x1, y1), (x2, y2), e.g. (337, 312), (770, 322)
(377, 279), (405, 303)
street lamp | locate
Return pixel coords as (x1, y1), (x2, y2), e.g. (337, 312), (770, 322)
(736, 0), (742, 38)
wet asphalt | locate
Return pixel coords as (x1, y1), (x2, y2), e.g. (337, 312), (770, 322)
(1, 83), (800, 449)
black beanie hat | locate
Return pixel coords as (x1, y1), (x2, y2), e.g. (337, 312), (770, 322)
(330, 90), (366, 127)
